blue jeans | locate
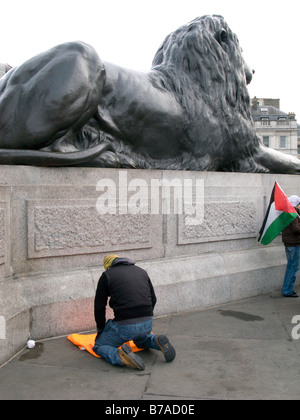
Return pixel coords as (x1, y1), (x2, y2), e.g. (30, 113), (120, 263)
(92, 319), (160, 366)
(282, 246), (300, 296)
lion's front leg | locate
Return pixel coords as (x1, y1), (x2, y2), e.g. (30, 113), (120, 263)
(0, 42), (105, 150)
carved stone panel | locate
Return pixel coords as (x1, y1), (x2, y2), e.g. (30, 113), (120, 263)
(27, 199), (153, 259)
(0, 202), (8, 266)
(0, 208), (5, 264)
(178, 200), (257, 244)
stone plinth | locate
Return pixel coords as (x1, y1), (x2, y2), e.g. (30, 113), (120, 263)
(0, 166), (299, 365)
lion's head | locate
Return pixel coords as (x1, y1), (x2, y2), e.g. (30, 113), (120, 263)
(152, 15), (253, 113)
(148, 15), (259, 171)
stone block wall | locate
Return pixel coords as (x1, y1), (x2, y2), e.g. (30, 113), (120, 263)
(0, 165), (299, 365)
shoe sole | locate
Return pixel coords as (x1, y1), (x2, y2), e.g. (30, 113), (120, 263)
(120, 344), (145, 371)
(157, 335), (176, 362)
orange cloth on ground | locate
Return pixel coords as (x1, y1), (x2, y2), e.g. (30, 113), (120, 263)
(67, 333), (143, 358)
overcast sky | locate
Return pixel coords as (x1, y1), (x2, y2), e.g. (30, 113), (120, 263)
(1, 0), (299, 119)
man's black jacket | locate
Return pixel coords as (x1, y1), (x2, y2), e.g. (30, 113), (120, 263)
(94, 258), (157, 332)
(282, 207), (300, 247)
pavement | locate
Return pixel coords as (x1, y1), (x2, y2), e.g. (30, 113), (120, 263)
(1, 292), (300, 401)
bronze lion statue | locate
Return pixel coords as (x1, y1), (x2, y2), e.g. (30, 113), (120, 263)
(0, 15), (299, 173)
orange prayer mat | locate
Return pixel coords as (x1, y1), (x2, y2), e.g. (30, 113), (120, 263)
(67, 333), (144, 358)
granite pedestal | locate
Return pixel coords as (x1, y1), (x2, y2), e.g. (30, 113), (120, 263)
(0, 166), (299, 365)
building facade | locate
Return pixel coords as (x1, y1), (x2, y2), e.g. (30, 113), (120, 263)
(251, 97), (299, 158)
(0, 63), (12, 78)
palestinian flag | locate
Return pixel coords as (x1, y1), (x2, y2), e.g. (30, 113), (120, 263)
(258, 182), (298, 245)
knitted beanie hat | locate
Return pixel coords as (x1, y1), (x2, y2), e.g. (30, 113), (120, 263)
(103, 254), (119, 270)
(288, 196), (300, 208)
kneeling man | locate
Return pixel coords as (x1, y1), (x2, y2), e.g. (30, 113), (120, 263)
(93, 255), (176, 370)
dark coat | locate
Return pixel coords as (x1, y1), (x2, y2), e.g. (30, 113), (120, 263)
(282, 208), (300, 247)
(94, 258), (157, 332)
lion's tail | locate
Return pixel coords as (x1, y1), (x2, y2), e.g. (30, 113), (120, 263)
(254, 144), (300, 175)
(0, 142), (113, 167)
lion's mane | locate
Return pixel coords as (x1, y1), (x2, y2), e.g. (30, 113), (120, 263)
(152, 16), (250, 117)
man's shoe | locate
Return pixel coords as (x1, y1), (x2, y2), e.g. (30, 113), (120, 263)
(282, 291), (299, 298)
(118, 344), (145, 370)
(156, 335), (176, 362)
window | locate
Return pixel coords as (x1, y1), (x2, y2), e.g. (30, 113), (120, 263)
(261, 118), (270, 126)
(263, 136), (269, 147)
(277, 118), (288, 125)
(280, 136), (287, 149)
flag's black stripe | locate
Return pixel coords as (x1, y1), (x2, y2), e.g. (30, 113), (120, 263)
(258, 183), (275, 241)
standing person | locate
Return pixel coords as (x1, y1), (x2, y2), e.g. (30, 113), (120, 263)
(93, 254), (176, 370)
(281, 196), (300, 297)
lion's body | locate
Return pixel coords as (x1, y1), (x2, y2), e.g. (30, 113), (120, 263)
(96, 62), (185, 159)
(0, 15), (299, 173)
